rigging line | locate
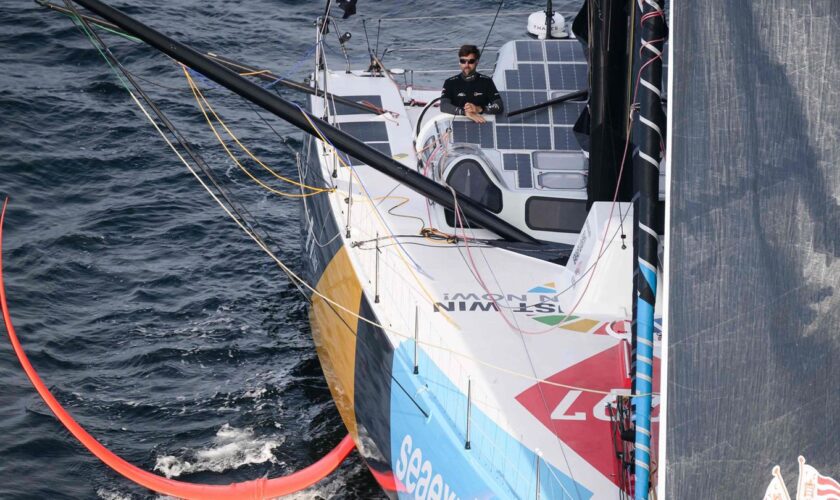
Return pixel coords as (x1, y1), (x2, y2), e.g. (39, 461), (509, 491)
(184, 69), (331, 197)
(516, 202), (636, 311)
(480, 0), (504, 59)
(185, 67), (330, 193)
(65, 0), (429, 430)
(361, 18), (373, 59)
(303, 146), (457, 336)
(382, 196), (426, 233)
(360, 241), (491, 251)
(298, 108), (443, 287)
(296, 145), (343, 250)
(65, 3), (281, 258)
(296, 117), (656, 396)
(447, 212), (649, 417)
(103, 60), (651, 397)
(476, 240), (583, 498)
(450, 191), (583, 499)
(562, 50), (667, 322)
(298, 157), (343, 250)
(369, 11), (541, 22)
(308, 269), (431, 420)
(374, 19), (382, 59)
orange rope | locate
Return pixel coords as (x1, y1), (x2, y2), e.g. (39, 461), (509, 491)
(0, 197), (354, 499)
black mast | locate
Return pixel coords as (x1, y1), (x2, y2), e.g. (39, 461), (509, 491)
(68, 0), (537, 244)
(581, 0), (633, 207)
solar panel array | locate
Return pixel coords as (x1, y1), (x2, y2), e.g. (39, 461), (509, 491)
(453, 40), (588, 189)
(334, 112), (392, 166)
(331, 95), (383, 116)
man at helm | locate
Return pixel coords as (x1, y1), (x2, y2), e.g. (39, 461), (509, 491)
(440, 45), (503, 124)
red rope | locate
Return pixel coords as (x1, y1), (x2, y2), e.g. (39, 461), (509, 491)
(0, 197), (355, 499)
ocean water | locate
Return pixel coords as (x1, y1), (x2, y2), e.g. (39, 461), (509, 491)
(0, 1), (577, 498)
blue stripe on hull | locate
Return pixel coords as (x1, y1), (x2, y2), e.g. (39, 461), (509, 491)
(389, 342), (592, 500)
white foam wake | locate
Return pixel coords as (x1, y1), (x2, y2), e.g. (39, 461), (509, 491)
(154, 424), (283, 478)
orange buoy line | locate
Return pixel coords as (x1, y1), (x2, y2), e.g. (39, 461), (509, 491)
(0, 197), (355, 499)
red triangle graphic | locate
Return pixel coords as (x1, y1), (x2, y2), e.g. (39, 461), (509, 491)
(515, 344), (660, 487)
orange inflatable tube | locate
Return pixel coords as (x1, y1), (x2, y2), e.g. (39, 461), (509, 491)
(0, 198), (355, 499)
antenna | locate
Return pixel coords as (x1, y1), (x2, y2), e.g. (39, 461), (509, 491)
(544, 0), (553, 40)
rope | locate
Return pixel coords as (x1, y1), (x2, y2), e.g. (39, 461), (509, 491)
(64, 0), (286, 262)
(139, 83), (655, 397)
(371, 11), (538, 22)
(183, 67), (332, 198)
(64, 5), (657, 399)
(480, 0), (504, 58)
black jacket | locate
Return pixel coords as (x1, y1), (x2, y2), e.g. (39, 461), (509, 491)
(440, 72), (503, 116)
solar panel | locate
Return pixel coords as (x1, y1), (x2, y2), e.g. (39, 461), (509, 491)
(550, 100), (587, 126)
(451, 121), (495, 148)
(496, 125), (552, 150)
(345, 141), (392, 166)
(515, 40), (544, 62)
(548, 64), (588, 91)
(504, 63), (547, 90)
(545, 40), (586, 63)
(331, 95), (383, 115)
(553, 127), (578, 151)
(497, 91), (551, 125)
(337, 121), (389, 142)
(502, 153), (533, 188)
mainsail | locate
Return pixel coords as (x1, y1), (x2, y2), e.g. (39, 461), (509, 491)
(667, 0), (840, 497)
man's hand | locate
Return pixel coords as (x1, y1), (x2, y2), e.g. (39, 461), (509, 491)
(464, 103), (485, 123)
(464, 103), (483, 114)
(465, 111), (486, 123)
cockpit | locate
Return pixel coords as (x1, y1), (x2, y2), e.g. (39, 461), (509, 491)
(415, 39), (665, 245)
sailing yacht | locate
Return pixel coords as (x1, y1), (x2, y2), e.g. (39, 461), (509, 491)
(299, 8), (664, 499)
(14, 0), (666, 497)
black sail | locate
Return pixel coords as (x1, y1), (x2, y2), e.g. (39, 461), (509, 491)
(668, 1), (840, 497)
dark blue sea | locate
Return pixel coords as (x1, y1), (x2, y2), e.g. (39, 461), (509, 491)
(0, 1), (575, 498)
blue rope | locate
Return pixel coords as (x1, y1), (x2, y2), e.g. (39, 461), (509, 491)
(265, 41), (320, 89)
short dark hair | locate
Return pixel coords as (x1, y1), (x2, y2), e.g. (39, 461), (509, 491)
(458, 45), (480, 59)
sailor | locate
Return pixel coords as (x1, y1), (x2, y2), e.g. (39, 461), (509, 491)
(440, 45), (503, 124)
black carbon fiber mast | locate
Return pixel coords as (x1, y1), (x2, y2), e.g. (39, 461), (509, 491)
(583, 0), (633, 207)
(68, 0), (538, 244)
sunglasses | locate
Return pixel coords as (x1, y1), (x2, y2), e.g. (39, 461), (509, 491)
(459, 58), (477, 64)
